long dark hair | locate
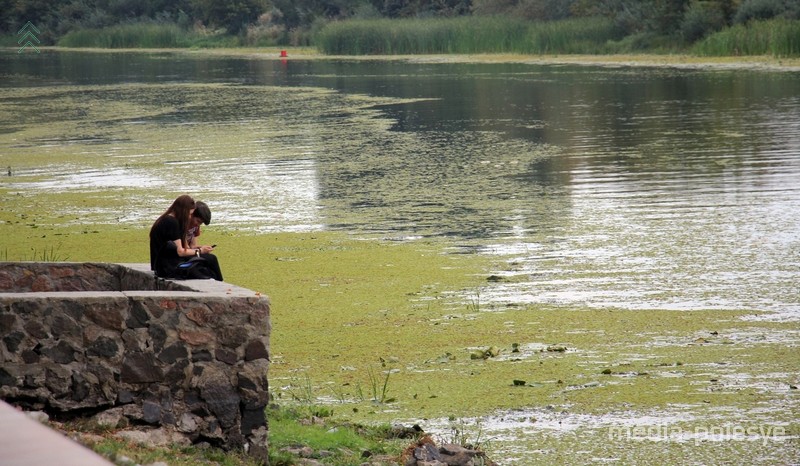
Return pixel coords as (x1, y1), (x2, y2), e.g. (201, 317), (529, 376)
(150, 194), (195, 248)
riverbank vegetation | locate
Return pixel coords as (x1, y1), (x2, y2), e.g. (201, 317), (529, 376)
(54, 403), (406, 465)
(56, 23), (239, 48)
(2, 0), (800, 56)
(692, 17), (800, 56)
(314, 16), (624, 54)
(315, 15), (800, 56)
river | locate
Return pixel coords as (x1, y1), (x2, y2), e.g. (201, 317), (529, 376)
(3, 50), (798, 320)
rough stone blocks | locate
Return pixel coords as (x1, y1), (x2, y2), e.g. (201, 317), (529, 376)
(0, 262), (270, 462)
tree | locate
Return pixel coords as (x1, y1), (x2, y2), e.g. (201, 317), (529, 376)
(569, 0), (690, 34)
(514, 0), (576, 20)
(144, 0), (195, 18)
(471, 0), (517, 16)
(680, 0), (728, 42)
(319, 0), (369, 17)
(106, 0), (147, 19)
(650, 0), (691, 34)
(734, 0), (790, 24)
(191, 0), (268, 33)
(270, 0), (301, 29)
(5, 0), (73, 43)
(378, 0), (471, 18)
(0, 0), (17, 33)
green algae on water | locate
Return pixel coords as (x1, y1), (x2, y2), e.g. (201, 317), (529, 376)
(2, 54), (798, 464)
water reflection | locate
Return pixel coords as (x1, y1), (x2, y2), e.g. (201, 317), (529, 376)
(1, 51), (799, 316)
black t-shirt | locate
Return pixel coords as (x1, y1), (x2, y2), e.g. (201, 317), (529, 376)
(149, 215), (183, 277)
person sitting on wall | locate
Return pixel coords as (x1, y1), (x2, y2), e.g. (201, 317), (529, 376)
(187, 201), (211, 249)
(149, 195), (223, 281)
(186, 200), (224, 281)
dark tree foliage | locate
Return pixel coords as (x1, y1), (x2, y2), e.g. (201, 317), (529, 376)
(271, 0), (304, 29)
(378, 0), (471, 18)
(191, 0), (268, 33)
(4, 0), (72, 43)
(473, 0), (576, 21)
(325, 0), (375, 17)
(680, 0), (729, 42)
(569, 0), (690, 34)
(734, 0), (798, 24)
(471, 0), (517, 16)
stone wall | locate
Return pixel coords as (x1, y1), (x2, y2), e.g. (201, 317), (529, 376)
(0, 262), (270, 461)
(0, 262), (191, 293)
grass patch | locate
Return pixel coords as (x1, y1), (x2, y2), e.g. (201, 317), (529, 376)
(267, 405), (397, 460)
(79, 437), (265, 466)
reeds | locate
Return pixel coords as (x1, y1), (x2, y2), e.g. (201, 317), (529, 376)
(526, 17), (622, 54)
(57, 23), (236, 48)
(53, 16), (800, 57)
(692, 19), (800, 57)
(314, 16), (621, 55)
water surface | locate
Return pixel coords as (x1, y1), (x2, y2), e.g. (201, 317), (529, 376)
(1, 50), (799, 318)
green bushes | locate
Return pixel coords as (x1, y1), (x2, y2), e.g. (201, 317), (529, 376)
(57, 23), (236, 48)
(679, 1), (728, 43)
(267, 405), (399, 466)
(315, 16), (621, 55)
(693, 19), (800, 56)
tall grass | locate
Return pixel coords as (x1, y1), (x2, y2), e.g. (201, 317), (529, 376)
(315, 16), (523, 54)
(526, 17), (623, 54)
(58, 23), (237, 48)
(52, 16), (800, 56)
(692, 19), (800, 57)
(314, 16), (620, 55)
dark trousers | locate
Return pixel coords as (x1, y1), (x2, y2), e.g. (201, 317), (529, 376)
(200, 253), (224, 281)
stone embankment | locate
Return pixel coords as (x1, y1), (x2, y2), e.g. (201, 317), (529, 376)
(0, 262), (271, 462)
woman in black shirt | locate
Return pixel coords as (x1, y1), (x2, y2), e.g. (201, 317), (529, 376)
(149, 195), (221, 280)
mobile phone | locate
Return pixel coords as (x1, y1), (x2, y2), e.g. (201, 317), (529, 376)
(211, 244), (217, 248)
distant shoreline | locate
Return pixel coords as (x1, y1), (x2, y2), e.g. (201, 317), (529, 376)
(406, 53), (800, 72)
(7, 46), (800, 71)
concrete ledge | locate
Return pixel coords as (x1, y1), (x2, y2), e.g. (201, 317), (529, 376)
(0, 400), (113, 466)
(120, 263), (264, 296)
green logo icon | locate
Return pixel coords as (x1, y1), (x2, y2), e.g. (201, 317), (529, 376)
(17, 21), (41, 54)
